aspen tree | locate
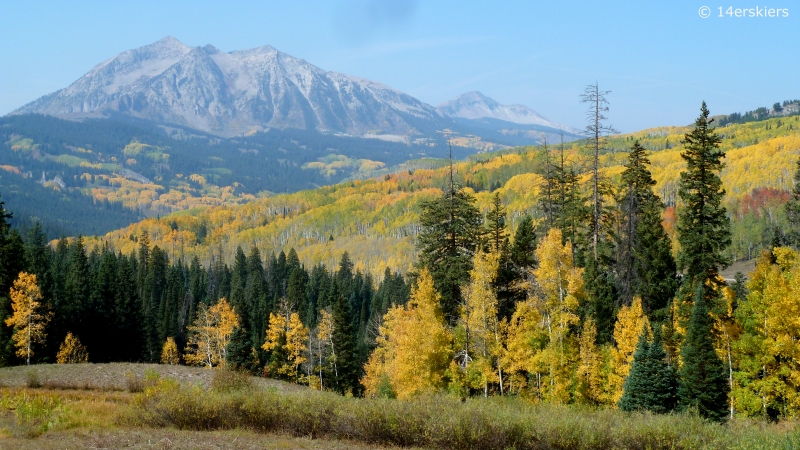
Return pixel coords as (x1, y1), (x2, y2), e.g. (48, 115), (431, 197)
(161, 337), (180, 364)
(184, 298), (238, 368)
(461, 250), (502, 396)
(609, 297), (650, 404)
(57, 332), (89, 364)
(6, 272), (50, 365)
(362, 269), (450, 399)
(531, 228), (584, 402)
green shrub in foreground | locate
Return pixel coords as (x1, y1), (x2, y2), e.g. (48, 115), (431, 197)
(122, 375), (800, 450)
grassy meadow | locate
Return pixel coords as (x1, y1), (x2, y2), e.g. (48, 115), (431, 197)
(0, 364), (798, 449)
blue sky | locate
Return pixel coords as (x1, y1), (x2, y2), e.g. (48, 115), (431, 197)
(1, 1), (797, 132)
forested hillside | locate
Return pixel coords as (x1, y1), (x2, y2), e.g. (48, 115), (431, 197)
(0, 114), (474, 235)
(86, 113), (800, 278)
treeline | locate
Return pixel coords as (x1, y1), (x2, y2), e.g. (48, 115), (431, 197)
(0, 202), (410, 394)
(717, 99), (800, 127)
(0, 170), (143, 237)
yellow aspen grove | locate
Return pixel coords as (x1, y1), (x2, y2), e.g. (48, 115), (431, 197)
(531, 228), (584, 403)
(502, 298), (547, 398)
(5, 272), (51, 365)
(184, 298), (239, 368)
(610, 297), (650, 404)
(161, 337), (180, 364)
(734, 247), (800, 417)
(56, 332), (89, 364)
(577, 317), (604, 404)
(461, 250), (502, 396)
(362, 269), (451, 399)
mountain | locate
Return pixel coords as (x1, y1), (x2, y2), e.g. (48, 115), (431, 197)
(12, 37), (578, 145)
(438, 91), (579, 134)
(13, 37), (449, 137)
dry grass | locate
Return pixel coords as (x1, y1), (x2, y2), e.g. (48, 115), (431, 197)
(0, 363), (302, 392)
(127, 376), (800, 450)
(2, 363), (800, 450)
(0, 427), (403, 449)
(0, 384), (404, 449)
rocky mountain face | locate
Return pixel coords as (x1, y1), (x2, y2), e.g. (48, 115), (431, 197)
(13, 37), (577, 140)
(13, 37), (447, 137)
(437, 91), (580, 134)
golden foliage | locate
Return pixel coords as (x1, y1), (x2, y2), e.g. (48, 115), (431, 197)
(528, 228), (585, 403)
(460, 250), (502, 394)
(609, 297), (650, 405)
(362, 269), (451, 399)
(576, 318), (604, 404)
(5, 272), (51, 365)
(262, 311), (309, 381)
(56, 332), (89, 364)
(161, 337), (180, 365)
(183, 298), (239, 368)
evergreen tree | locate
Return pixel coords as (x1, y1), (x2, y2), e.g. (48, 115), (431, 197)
(0, 198), (25, 366)
(619, 326), (677, 413)
(330, 282), (360, 395)
(115, 254), (141, 361)
(784, 155), (800, 248)
(584, 256), (616, 344)
(417, 186), (485, 320)
(678, 284), (729, 421)
(229, 246), (249, 328)
(677, 102), (731, 291)
(618, 141), (678, 317)
(86, 249), (117, 361)
(227, 326), (259, 374)
(619, 326), (651, 411)
(23, 222), (52, 302)
(63, 236), (90, 341)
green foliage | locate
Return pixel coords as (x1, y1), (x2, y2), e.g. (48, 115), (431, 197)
(678, 284), (729, 422)
(618, 141), (678, 317)
(620, 327), (678, 414)
(677, 102), (731, 290)
(784, 155), (800, 248)
(226, 327), (259, 374)
(330, 282), (360, 395)
(417, 187), (485, 319)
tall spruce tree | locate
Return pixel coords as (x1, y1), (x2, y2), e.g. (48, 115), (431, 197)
(417, 183), (485, 320)
(676, 102), (731, 291)
(329, 282), (360, 395)
(618, 141), (678, 317)
(678, 284), (729, 421)
(0, 194), (26, 366)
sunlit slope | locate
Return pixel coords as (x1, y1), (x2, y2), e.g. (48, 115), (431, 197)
(88, 115), (800, 278)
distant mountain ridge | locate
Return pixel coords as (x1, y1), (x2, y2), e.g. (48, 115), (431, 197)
(437, 91), (580, 134)
(12, 37), (577, 141)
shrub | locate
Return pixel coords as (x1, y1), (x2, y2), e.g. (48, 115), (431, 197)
(210, 369), (252, 393)
(124, 380), (800, 449)
(25, 369), (42, 388)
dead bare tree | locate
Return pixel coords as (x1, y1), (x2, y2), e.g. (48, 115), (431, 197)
(580, 83), (618, 260)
